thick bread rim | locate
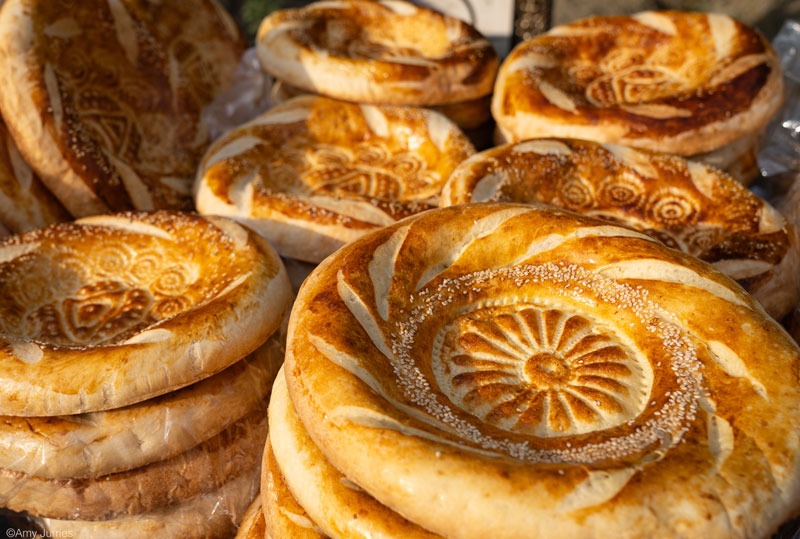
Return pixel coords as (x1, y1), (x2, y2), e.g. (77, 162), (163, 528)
(38, 464), (260, 539)
(0, 330), (284, 479)
(256, 0), (498, 106)
(439, 137), (800, 320)
(0, 404), (267, 520)
(284, 203), (800, 539)
(194, 95), (475, 264)
(261, 435), (328, 539)
(269, 371), (441, 538)
(0, 211), (293, 416)
(491, 11), (784, 156)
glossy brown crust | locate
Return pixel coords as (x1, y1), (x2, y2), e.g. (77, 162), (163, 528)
(0, 0), (244, 216)
(284, 203), (800, 538)
(492, 11), (783, 155)
(194, 95), (475, 263)
(236, 496), (267, 539)
(256, 0), (498, 106)
(0, 405), (267, 520)
(440, 138), (800, 319)
(0, 118), (72, 233)
(0, 211), (293, 416)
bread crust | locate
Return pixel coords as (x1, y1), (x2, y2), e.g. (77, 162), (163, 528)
(235, 496), (267, 539)
(0, 405), (267, 520)
(441, 138), (800, 319)
(0, 331), (283, 479)
(284, 202), (800, 539)
(0, 0), (244, 216)
(256, 0), (497, 107)
(194, 95), (475, 263)
(0, 211), (293, 416)
(492, 11), (783, 155)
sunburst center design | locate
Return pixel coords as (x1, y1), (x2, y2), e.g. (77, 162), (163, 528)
(432, 303), (653, 438)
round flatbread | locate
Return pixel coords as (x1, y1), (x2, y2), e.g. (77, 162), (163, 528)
(269, 372), (441, 538)
(284, 203), (800, 538)
(0, 330), (284, 479)
(261, 436), (327, 539)
(0, 118), (71, 234)
(38, 466), (260, 539)
(0, 405), (266, 520)
(441, 138), (800, 320)
(0, 211), (292, 416)
(256, 0), (497, 107)
(492, 11), (783, 156)
(0, 0), (244, 216)
(194, 95), (475, 263)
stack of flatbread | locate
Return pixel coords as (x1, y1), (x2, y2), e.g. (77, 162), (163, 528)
(255, 0), (499, 148)
(265, 202), (800, 538)
(0, 212), (292, 537)
(492, 11), (784, 184)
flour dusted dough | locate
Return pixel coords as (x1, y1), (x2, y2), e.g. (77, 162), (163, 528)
(0, 0), (244, 216)
(441, 138), (800, 320)
(256, 0), (497, 107)
(194, 95), (474, 263)
(492, 11), (782, 156)
(284, 203), (800, 538)
(0, 211), (292, 416)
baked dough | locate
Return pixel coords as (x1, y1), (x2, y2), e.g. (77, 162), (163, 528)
(256, 0), (497, 106)
(284, 202), (800, 538)
(441, 138), (800, 320)
(492, 11), (783, 156)
(261, 436), (327, 539)
(236, 496), (267, 539)
(269, 372), (441, 538)
(0, 331), (283, 479)
(194, 95), (475, 263)
(39, 466), (260, 539)
(0, 211), (292, 416)
(0, 0), (244, 216)
(0, 405), (266, 520)
(0, 118), (71, 234)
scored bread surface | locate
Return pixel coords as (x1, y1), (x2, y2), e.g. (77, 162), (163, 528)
(256, 0), (498, 106)
(492, 11), (783, 155)
(284, 202), (800, 539)
(0, 211), (292, 416)
(441, 138), (800, 320)
(194, 95), (475, 263)
(0, 0), (244, 216)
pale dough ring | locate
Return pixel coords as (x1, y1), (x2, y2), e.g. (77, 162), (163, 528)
(284, 202), (800, 539)
(38, 466), (260, 539)
(0, 0), (244, 216)
(256, 0), (498, 107)
(194, 95), (475, 263)
(261, 436), (328, 539)
(492, 11), (783, 156)
(0, 404), (267, 520)
(440, 137), (800, 320)
(0, 211), (293, 416)
(269, 371), (441, 539)
(0, 330), (284, 479)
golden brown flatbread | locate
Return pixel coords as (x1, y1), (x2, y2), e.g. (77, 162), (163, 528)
(492, 11), (782, 156)
(0, 0), (244, 216)
(194, 95), (474, 263)
(256, 0), (497, 107)
(284, 202), (800, 538)
(0, 211), (292, 416)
